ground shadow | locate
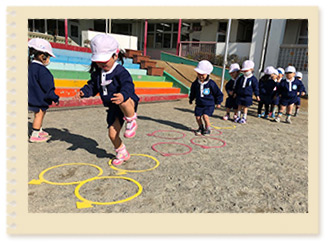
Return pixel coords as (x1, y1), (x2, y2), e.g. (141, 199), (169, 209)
(28, 122), (114, 158)
(173, 107), (226, 120)
(138, 115), (191, 132)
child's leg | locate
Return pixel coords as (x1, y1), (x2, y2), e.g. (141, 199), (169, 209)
(32, 109), (46, 130)
(108, 118), (130, 165)
(286, 104), (294, 123)
(274, 105), (285, 122)
(118, 98), (135, 118)
(29, 109), (48, 142)
(120, 98), (137, 138)
(196, 116), (203, 127)
(242, 106), (248, 119)
(202, 114), (210, 129)
(264, 103), (270, 116)
(235, 105), (242, 122)
(257, 102), (263, 116)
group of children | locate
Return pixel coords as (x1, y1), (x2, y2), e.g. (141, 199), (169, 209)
(188, 58), (306, 135)
(28, 35), (306, 166)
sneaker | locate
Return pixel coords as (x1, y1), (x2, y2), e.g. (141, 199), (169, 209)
(294, 111), (298, 117)
(233, 115), (238, 120)
(202, 128), (211, 135)
(257, 114), (261, 118)
(29, 134), (49, 143)
(234, 116), (240, 123)
(195, 126), (204, 136)
(264, 115), (269, 119)
(285, 117), (292, 124)
(112, 145), (130, 166)
(268, 112), (272, 117)
(223, 115), (229, 121)
(271, 113), (276, 119)
(39, 130), (50, 138)
(123, 114), (138, 138)
(239, 118), (247, 124)
(274, 117), (281, 122)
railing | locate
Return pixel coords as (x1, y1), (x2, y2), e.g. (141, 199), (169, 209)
(277, 44), (308, 71)
(28, 31), (77, 46)
(179, 41), (217, 58)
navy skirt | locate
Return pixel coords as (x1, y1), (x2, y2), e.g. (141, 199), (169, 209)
(280, 97), (297, 106)
(225, 96), (238, 109)
(236, 95), (253, 107)
(194, 105), (215, 116)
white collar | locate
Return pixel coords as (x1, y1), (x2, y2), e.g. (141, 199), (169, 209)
(287, 77), (295, 82)
(198, 79), (209, 85)
(32, 60), (44, 66)
(102, 62), (118, 75)
(243, 73), (253, 79)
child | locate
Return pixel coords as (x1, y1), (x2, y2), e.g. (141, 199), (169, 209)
(274, 66), (304, 124)
(294, 71), (306, 116)
(223, 63), (240, 121)
(257, 66), (278, 118)
(269, 67), (284, 118)
(189, 60), (223, 135)
(233, 60), (260, 124)
(76, 34), (139, 165)
(28, 38), (59, 142)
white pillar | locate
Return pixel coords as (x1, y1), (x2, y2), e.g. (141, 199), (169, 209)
(264, 19), (286, 68)
(249, 19), (267, 78)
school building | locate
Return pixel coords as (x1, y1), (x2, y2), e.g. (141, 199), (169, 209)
(28, 19), (308, 91)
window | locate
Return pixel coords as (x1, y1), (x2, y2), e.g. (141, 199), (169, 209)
(58, 20), (65, 36)
(94, 19), (106, 32)
(192, 22), (202, 31)
(71, 25), (79, 38)
(236, 19), (254, 42)
(34, 20), (45, 33)
(297, 20), (308, 44)
(47, 19), (57, 35)
(147, 21), (179, 49)
(217, 21), (227, 42)
(28, 20), (33, 32)
(112, 23), (132, 35)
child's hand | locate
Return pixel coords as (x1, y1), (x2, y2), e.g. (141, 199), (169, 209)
(229, 91), (233, 96)
(216, 104), (221, 109)
(55, 101), (60, 106)
(301, 92), (306, 96)
(297, 92), (300, 96)
(75, 90), (84, 99)
(256, 96), (260, 101)
(111, 93), (124, 104)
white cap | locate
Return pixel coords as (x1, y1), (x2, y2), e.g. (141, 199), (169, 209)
(272, 69), (279, 76)
(28, 38), (55, 57)
(295, 72), (303, 79)
(285, 66), (296, 73)
(229, 63), (240, 73)
(241, 60), (254, 71)
(264, 66), (275, 75)
(90, 34), (119, 62)
(277, 67), (285, 75)
(194, 60), (214, 75)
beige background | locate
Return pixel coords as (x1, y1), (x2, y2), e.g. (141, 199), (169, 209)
(6, 6), (319, 234)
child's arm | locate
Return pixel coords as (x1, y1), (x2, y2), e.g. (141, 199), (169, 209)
(252, 78), (260, 101)
(211, 82), (223, 106)
(39, 69), (59, 104)
(225, 81), (233, 96)
(79, 73), (99, 98)
(189, 82), (196, 104)
(114, 69), (135, 104)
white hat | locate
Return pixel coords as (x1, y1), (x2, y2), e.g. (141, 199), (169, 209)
(229, 63), (240, 73)
(28, 38), (55, 57)
(90, 34), (119, 62)
(277, 67), (285, 75)
(241, 60), (254, 71)
(272, 69), (279, 76)
(285, 66), (296, 73)
(194, 60), (214, 75)
(295, 72), (303, 79)
(264, 66), (275, 75)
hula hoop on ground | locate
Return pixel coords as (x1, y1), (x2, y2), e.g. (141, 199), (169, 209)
(209, 122), (236, 130)
(190, 137), (227, 149)
(151, 142), (193, 156)
(147, 130), (186, 140)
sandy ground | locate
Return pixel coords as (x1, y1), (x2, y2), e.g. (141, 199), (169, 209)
(28, 98), (308, 213)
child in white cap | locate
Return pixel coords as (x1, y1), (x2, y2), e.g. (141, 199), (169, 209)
(269, 67), (284, 118)
(223, 63), (241, 121)
(28, 38), (59, 142)
(294, 71), (306, 116)
(257, 66), (278, 118)
(76, 34), (139, 165)
(274, 66), (304, 124)
(233, 60), (260, 124)
(189, 60), (223, 135)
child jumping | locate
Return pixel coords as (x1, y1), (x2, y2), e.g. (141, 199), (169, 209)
(223, 63), (240, 121)
(233, 60), (260, 124)
(28, 38), (59, 142)
(76, 34), (139, 165)
(257, 66), (278, 119)
(294, 71), (306, 116)
(274, 66), (304, 124)
(189, 60), (223, 135)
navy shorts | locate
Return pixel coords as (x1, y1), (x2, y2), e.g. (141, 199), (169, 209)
(271, 96), (279, 105)
(28, 105), (49, 113)
(295, 97), (301, 106)
(106, 99), (138, 128)
(225, 96), (238, 109)
(236, 95), (253, 107)
(194, 105), (215, 117)
(280, 97), (297, 106)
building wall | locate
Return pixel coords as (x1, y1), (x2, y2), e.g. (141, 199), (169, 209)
(216, 43), (251, 58)
(200, 21), (218, 41)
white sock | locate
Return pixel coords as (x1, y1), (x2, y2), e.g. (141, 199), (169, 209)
(31, 129), (40, 137)
(237, 111), (241, 117)
(243, 113), (247, 119)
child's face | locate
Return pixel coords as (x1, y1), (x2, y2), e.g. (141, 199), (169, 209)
(278, 74), (283, 80)
(96, 55), (118, 72)
(197, 73), (208, 82)
(286, 72), (295, 80)
(35, 53), (50, 66)
(229, 71), (240, 79)
(271, 74), (278, 80)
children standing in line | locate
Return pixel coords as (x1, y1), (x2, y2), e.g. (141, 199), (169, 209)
(269, 67), (284, 118)
(189, 60), (223, 135)
(28, 38), (59, 142)
(274, 66), (304, 124)
(257, 66), (278, 119)
(294, 71), (306, 116)
(76, 34), (139, 165)
(233, 60), (260, 124)
(223, 63), (240, 121)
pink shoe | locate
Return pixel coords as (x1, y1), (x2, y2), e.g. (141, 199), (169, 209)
(112, 144), (130, 166)
(39, 130), (50, 138)
(123, 113), (138, 138)
(29, 134), (49, 143)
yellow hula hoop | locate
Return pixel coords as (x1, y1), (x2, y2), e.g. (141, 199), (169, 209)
(108, 154), (160, 175)
(28, 163), (104, 186)
(74, 176), (143, 209)
(209, 122), (236, 130)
